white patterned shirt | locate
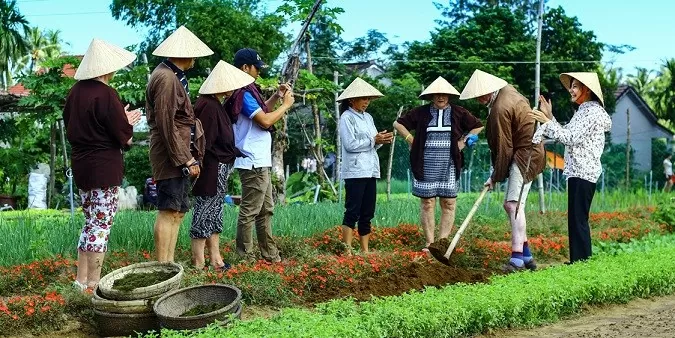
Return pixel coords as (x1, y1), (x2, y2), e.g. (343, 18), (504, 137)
(532, 101), (611, 183)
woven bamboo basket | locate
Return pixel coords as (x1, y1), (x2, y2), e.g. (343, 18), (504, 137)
(93, 309), (160, 337)
(98, 261), (183, 301)
(91, 285), (161, 314)
(153, 284), (242, 330)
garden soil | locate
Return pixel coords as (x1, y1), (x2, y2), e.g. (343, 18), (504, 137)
(311, 260), (492, 303)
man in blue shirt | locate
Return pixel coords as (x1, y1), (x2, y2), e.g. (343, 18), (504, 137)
(226, 48), (294, 263)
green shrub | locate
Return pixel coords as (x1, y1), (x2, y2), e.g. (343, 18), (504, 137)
(123, 145), (152, 193)
(148, 238), (675, 338)
(652, 202), (675, 233)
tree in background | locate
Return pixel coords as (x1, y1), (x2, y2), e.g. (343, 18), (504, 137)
(653, 59), (675, 125)
(15, 27), (67, 75)
(388, 6), (535, 118)
(389, 5), (604, 123)
(13, 56), (80, 207)
(0, 0), (29, 89)
(627, 67), (655, 98)
(110, 0), (289, 77)
(435, 0), (546, 31)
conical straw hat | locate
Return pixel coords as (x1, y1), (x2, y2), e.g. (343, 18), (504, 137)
(152, 25), (213, 58)
(74, 39), (136, 80)
(199, 60), (255, 95)
(459, 69), (508, 100)
(336, 77), (384, 102)
(419, 76), (460, 100)
(559, 72), (604, 106)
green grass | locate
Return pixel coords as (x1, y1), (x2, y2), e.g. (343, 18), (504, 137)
(146, 233), (675, 338)
(0, 190), (666, 266)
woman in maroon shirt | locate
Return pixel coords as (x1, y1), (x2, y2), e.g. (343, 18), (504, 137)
(63, 39), (140, 292)
(393, 77), (483, 252)
(190, 60), (254, 270)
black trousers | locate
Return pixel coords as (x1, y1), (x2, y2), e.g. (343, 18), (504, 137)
(342, 178), (376, 236)
(568, 177), (596, 263)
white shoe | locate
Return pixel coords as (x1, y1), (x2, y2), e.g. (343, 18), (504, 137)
(72, 280), (87, 291)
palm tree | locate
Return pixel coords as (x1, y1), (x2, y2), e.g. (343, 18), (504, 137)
(597, 64), (622, 113)
(15, 27), (65, 74)
(44, 29), (66, 58)
(0, 0), (29, 89)
(627, 67), (654, 97)
(654, 59), (675, 125)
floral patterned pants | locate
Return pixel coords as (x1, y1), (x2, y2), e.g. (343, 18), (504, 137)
(78, 187), (120, 253)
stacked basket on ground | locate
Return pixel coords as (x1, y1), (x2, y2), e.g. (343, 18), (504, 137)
(153, 284), (243, 330)
(92, 261), (184, 337)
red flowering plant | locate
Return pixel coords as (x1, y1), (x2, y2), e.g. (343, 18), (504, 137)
(306, 224), (425, 254)
(0, 291), (67, 335)
(0, 256), (75, 296)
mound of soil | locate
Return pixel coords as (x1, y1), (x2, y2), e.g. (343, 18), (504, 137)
(428, 238), (452, 264)
(311, 260), (491, 303)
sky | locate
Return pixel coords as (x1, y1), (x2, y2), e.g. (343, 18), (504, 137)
(15, 0), (675, 78)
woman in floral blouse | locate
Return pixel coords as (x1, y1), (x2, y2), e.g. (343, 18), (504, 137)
(531, 72), (611, 263)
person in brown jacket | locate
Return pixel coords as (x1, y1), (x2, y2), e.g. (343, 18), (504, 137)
(393, 76), (483, 252)
(459, 69), (545, 273)
(63, 39), (140, 292)
(190, 60), (255, 270)
(146, 26), (212, 262)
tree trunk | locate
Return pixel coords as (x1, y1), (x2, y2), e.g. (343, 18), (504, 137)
(311, 102), (327, 185)
(271, 116), (288, 205)
(303, 34), (334, 197)
(626, 107), (631, 189)
(48, 123), (57, 208)
(305, 34), (313, 74)
(386, 107), (404, 201)
(334, 71), (341, 184)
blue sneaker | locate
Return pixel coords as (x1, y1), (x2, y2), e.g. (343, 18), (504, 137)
(524, 258), (537, 271)
(502, 261), (526, 274)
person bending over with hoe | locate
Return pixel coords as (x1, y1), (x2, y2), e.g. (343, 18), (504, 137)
(459, 69), (546, 273)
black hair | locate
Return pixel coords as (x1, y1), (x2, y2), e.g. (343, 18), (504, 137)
(339, 100), (351, 114)
(571, 86), (602, 110)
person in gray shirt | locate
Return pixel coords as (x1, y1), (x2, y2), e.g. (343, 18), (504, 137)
(337, 78), (393, 255)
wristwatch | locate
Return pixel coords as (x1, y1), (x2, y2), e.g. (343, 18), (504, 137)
(182, 160), (200, 177)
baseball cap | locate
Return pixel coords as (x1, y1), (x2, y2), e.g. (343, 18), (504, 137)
(233, 48), (268, 70)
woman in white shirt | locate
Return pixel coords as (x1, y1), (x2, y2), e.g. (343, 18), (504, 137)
(664, 154), (673, 192)
(530, 72), (611, 263)
(337, 77), (393, 255)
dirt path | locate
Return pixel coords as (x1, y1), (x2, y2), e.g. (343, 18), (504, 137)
(477, 293), (675, 338)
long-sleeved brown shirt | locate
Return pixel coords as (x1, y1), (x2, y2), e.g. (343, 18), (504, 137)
(146, 62), (204, 180)
(63, 80), (133, 191)
(486, 85), (545, 183)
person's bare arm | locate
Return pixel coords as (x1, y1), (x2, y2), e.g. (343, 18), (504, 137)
(393, 121), (413, 145)
(253, 90), (295, 129)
